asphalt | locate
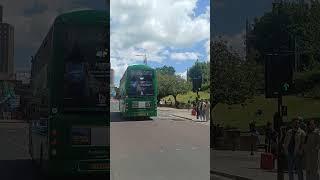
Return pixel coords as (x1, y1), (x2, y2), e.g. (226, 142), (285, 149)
(111, 100), (210, 180)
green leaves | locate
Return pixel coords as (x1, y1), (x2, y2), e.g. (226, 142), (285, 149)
(156, 68), (192, 103)
(187, 61), (210, 91)
(211, 39), (257, 108)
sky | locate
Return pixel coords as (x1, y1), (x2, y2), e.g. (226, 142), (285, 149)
(110, 0), (210, 87)
(211, 0), (273, 56)
(1, 0), (275, 86)
(0, 0), (105, 72)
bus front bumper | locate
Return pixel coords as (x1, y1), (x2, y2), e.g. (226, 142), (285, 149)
(48, 159), (110, 176)
(123, 110), (157, 117)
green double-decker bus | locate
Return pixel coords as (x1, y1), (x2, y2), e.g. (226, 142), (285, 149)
(119, 64), (158, 118)
(28, 10), (109, 176)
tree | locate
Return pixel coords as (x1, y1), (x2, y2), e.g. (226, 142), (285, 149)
(187, 61), (210, 91)
(155, 65), (175, 76)
(156, 68), (191, 106)
(211, 39), (257, 109)
(156, 72), (171, 102)
(249, 2), (320, 70)
(169, 75), (191, 107)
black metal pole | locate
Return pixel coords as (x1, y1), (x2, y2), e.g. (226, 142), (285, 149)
(277, 92), (284, 180)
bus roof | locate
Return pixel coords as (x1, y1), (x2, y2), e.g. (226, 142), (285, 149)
(54, 10), (108, 25)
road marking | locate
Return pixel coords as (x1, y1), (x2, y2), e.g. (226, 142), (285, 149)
(191, 147), (198, 150)
(175, 148), (182, 151)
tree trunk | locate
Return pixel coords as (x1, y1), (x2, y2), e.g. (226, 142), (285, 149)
(173, 95), (178, 108)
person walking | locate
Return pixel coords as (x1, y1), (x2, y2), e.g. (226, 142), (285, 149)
(304, 119), (320, 180)
(283, 117), (306, 180)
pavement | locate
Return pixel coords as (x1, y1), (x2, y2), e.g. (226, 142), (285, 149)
(157, 106), (210, 126)
(211, 149), (309, 180)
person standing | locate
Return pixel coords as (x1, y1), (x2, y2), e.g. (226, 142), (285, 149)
(265, 122), (273, 153)
(283, 118), (306, 180)
(196, 100), (200, 120)
(304, 119), (320, 180)
(199, 100), (203, 121)
(201, 101), (206, 121)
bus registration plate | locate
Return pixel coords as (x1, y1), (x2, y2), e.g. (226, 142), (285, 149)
(89, 163), (108, 170)
(138, 101), (145, 108)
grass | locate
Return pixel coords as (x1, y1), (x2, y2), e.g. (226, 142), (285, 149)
(213, 95), (320, 130)
(162, 91), (210, 104)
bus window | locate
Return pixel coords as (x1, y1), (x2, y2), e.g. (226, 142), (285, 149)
(63, 26), (108, 109)
(128, 70), (154, 97)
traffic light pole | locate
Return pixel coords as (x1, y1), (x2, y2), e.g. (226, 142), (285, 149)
(277, 92), (284, 180)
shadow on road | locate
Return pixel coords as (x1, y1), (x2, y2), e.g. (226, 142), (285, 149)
(111, 112), (153, 122)
(0, 159), (43, 180)
(0, 159), (109, 180)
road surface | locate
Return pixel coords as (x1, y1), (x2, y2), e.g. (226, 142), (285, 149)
(111, 99), (210, 180)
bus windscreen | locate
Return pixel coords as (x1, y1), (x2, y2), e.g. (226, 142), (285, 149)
(63, 26), (108, 108)
(128, 70), (154, 97)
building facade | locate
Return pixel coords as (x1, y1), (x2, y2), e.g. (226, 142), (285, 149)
(0, 5), (14, 80)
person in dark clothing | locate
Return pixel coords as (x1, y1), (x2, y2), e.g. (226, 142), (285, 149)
(265, 122), (273, 152)
(283, 118), (306, 180)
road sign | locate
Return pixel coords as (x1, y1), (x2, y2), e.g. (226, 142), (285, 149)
(265, 54), (294, 98)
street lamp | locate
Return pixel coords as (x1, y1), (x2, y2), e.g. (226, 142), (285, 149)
(136, 53), (147, 65)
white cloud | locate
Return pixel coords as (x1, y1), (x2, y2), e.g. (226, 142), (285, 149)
(205, 39), (210, 62)
(111, 0), (210, 83)
(176, 70), (188, 80)
(170, 52), (200, 61)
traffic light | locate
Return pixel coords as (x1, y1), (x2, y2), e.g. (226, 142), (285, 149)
(265, 54), (294, 98)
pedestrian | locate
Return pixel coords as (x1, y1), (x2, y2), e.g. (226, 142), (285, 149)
(201, 101), (206, 121)
(283, 117), (306, 180)
(205, 100), (210, 122)
(304, 119), (320, 180)
(196, 101), (200, 120)
(265, 122), (273, 152)
(199, 100), (204, 121)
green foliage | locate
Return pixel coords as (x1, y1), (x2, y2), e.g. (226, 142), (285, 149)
(162, 91), (210, 104)
(250, 2), (320, 70)
(211, 39), (257, 108)
(214, 95), (320, 130)
(156, 66), (192, 105)
(187, 61), (210, 91)
(155, 65), (175, 76)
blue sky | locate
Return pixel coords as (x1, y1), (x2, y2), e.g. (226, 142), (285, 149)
(111, 0), (210, 87)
